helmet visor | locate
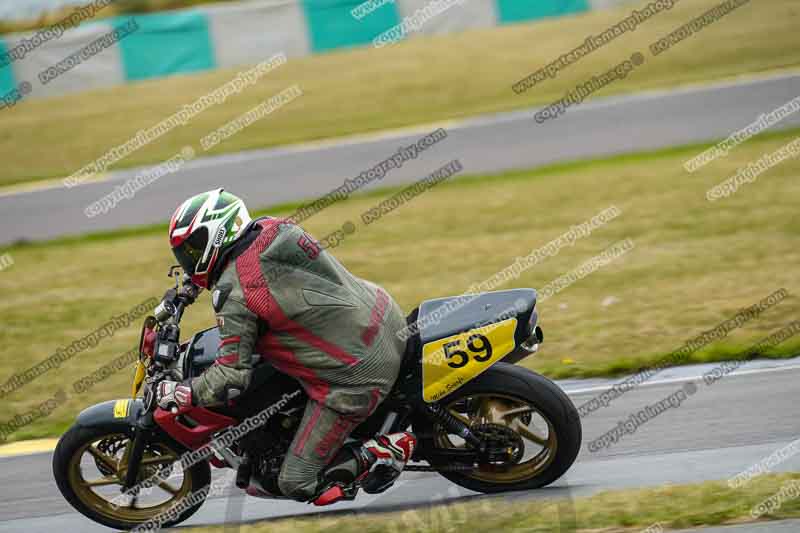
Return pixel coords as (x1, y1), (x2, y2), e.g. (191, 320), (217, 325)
(172, 227), (208, 276)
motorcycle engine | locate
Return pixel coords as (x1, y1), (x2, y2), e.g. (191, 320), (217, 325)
(236, 413), (300, 493)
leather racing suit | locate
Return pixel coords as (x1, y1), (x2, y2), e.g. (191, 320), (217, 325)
(190, 217), (408, 500)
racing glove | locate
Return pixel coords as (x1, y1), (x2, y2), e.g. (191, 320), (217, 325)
(156, 380), (193, 410)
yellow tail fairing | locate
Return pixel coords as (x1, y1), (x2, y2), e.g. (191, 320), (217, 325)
(422, 318), (518, 402)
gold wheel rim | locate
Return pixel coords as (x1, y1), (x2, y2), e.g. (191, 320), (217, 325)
(434, 393), (558, 484)
(67, 432), (192, 523)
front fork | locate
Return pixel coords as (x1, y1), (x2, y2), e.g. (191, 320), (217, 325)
(123, 411), (157, 489)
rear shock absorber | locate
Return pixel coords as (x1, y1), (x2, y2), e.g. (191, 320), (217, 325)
(426, 403), (486, 454)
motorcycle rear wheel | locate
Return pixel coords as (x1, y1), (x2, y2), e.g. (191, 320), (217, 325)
(416, 362), (581, 493)
(53, 424), (210, 530)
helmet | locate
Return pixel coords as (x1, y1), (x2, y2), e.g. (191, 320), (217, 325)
(168, 189), (252, 288)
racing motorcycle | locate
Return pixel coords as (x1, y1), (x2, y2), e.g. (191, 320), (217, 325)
(53, 267), (581, 530)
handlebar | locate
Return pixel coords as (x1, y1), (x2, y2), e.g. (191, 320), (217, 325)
(153, 273), (202, 326)
(139, 270), (204, 411)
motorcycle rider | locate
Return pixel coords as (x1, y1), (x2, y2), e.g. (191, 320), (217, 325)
(155, 189), (416, 505)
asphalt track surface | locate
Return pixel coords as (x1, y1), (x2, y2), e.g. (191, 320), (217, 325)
(1, 73), (799, 245)
(1, 358), (798, 532)
(1, 74), (799, 532)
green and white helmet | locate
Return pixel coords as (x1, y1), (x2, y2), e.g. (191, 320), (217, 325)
(168, 189), (252, 288)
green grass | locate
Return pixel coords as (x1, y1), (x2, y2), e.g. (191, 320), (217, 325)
(184, 473), (800, 533)
(0, 126), (798, 442)
(1, 0), (799, 187)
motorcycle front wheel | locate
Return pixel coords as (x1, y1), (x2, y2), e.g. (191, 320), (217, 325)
(53, 424), (210, 530)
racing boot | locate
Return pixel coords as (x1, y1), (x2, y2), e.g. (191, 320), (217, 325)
(312, 432), (417, 506)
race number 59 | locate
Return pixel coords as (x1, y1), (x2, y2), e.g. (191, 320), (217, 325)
(443, 333), (493, 368)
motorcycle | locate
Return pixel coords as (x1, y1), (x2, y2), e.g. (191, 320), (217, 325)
(53, 267), (581, 530)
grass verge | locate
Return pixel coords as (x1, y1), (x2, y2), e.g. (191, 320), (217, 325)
(0, 127), (798, 442)
(183, 473), (800, 533)
(1, 0), (799, 187)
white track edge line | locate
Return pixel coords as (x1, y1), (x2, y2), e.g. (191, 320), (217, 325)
(564, 364), (800, 395)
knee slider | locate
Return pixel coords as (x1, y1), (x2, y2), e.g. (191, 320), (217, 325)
(277, 471), (313, 501)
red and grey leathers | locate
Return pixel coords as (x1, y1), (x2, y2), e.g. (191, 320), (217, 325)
(190, 217), (408, 500)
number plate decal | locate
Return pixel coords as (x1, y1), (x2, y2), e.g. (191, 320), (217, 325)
(113, 399), (131, 419)
(422, 318), (518, 402)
